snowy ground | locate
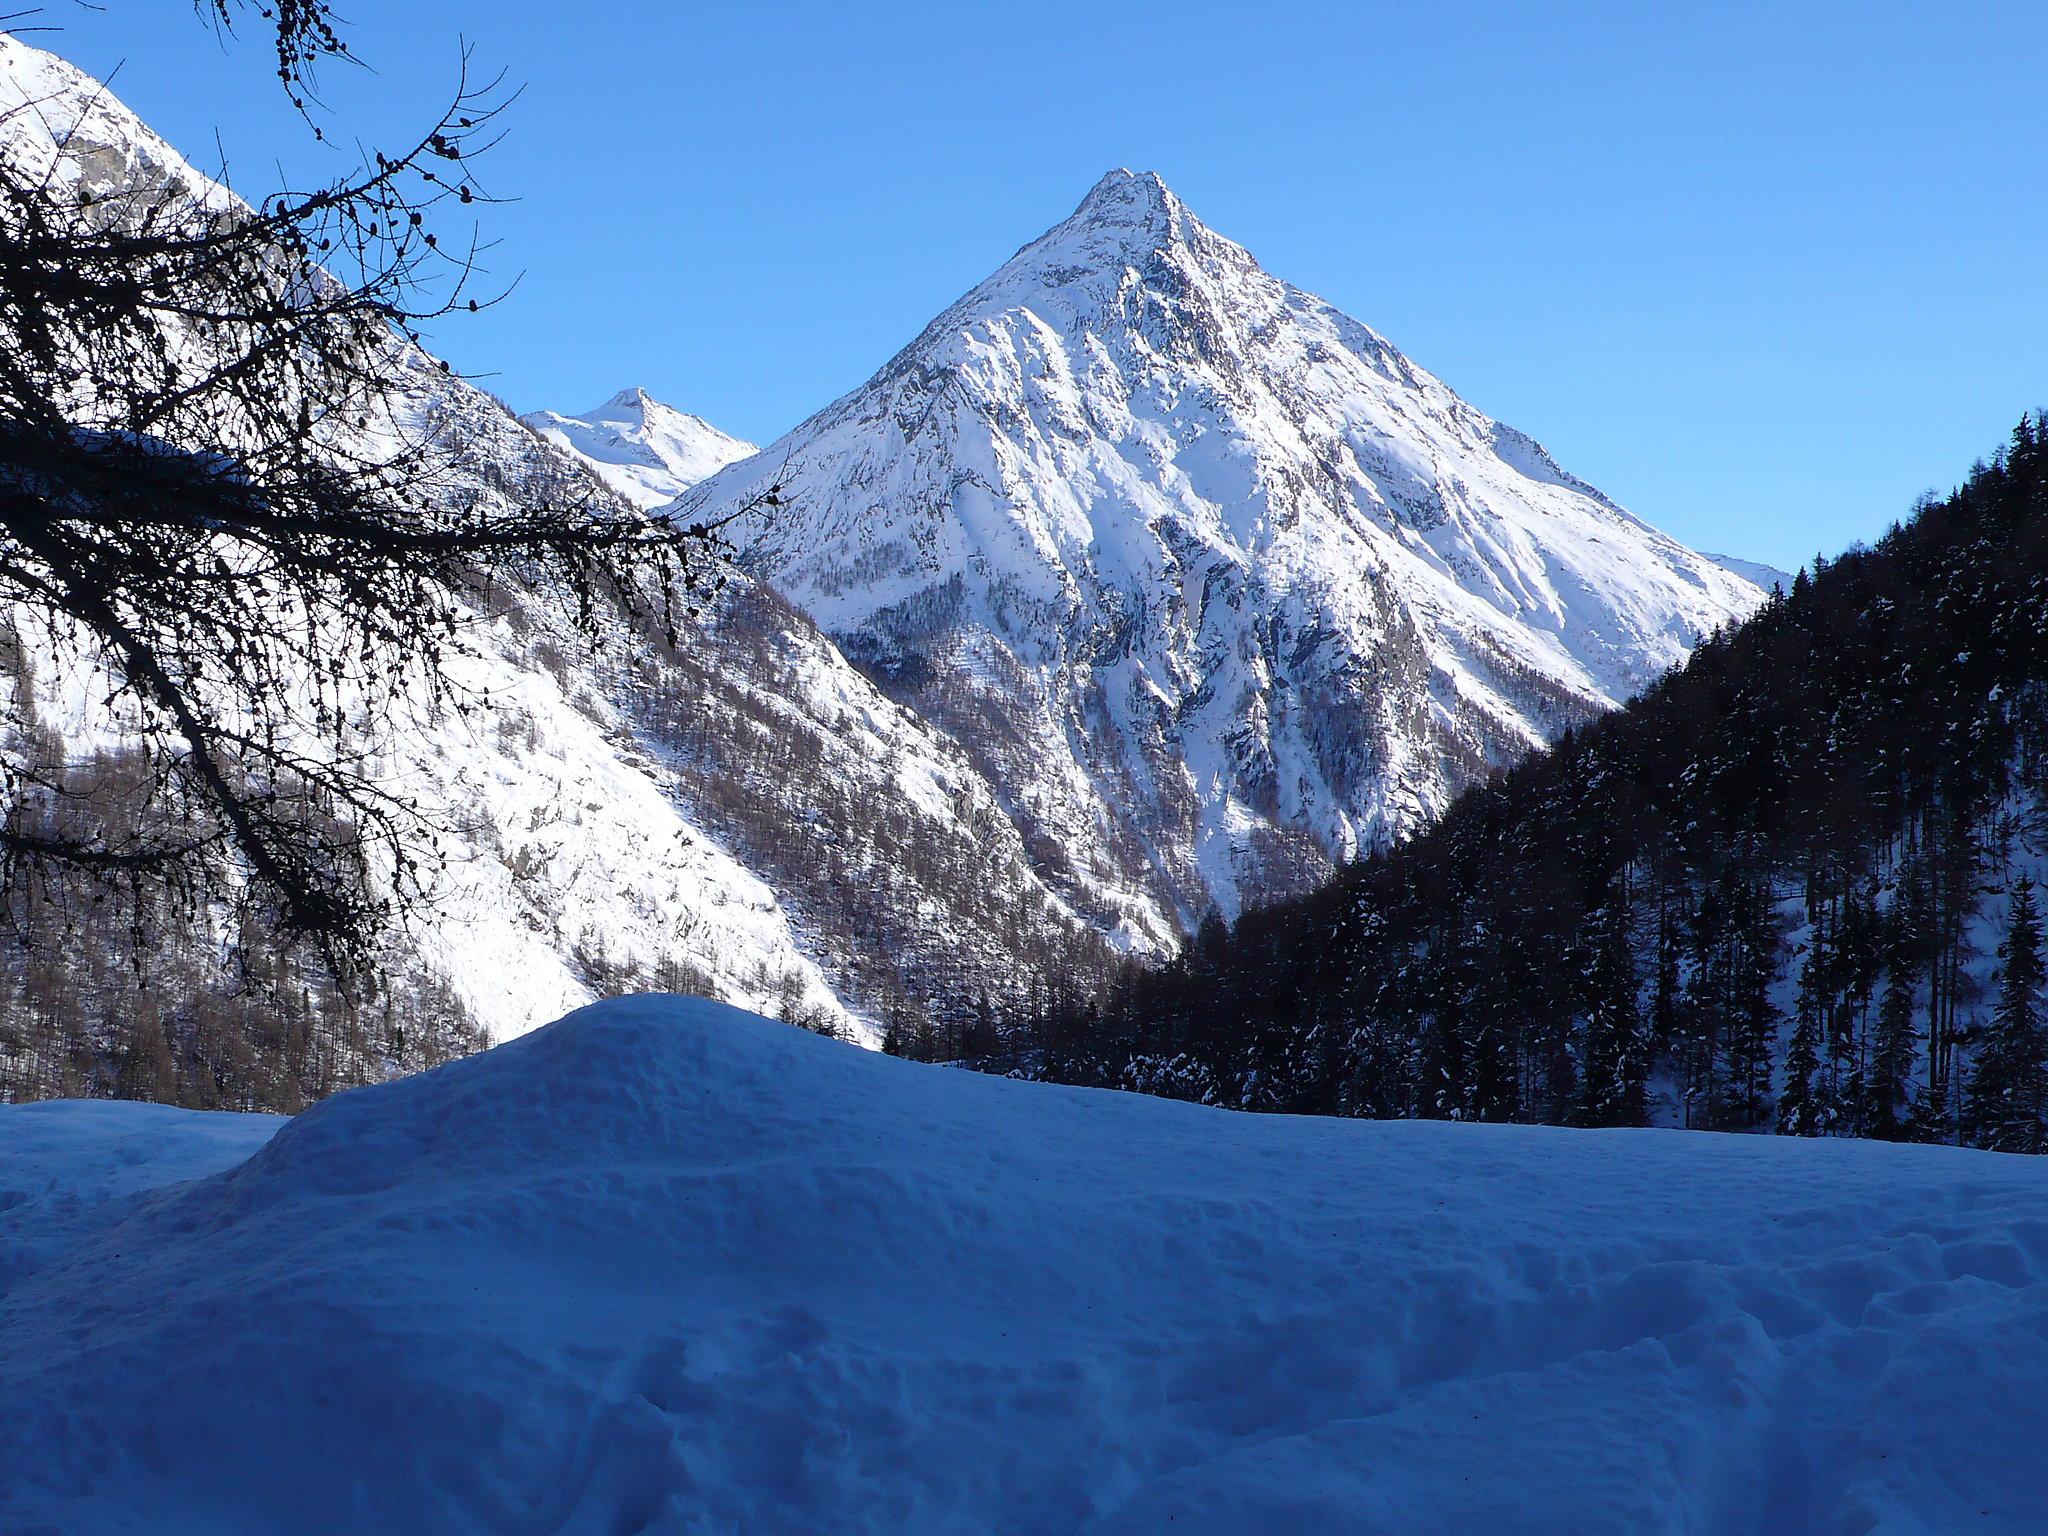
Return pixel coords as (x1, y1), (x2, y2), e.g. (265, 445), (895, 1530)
(3, 998), (2045, 1535)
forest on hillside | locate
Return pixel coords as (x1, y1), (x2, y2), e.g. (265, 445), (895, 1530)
(951, 420), (2048, 1154)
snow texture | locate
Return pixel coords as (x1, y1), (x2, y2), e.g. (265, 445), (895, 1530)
(691, 169), (1769, 926)
(4, 994), (2045, 1535)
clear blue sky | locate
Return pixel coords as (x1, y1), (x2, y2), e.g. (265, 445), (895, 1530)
(29, 0), (2048, 573)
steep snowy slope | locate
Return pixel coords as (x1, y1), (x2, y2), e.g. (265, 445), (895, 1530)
(0, 34), (1117, 1078)
(691, 170), (1766, 926)
(521, 387), (756, 508)
(5, 996), (2045, 1535)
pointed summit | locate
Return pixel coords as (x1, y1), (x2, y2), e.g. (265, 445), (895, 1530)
(602, 385), (657, 414)
(522, 390), (755, 509)
(1025, 167), (1215, 273)
(1032, 168), (1208, 277)
(884, 167), (1248, 364)
(1070, 168), (1181, 231)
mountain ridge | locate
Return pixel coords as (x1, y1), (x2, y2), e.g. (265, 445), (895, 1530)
(997, 421), (2048, 1150)
(0, 37), (1774, 1111)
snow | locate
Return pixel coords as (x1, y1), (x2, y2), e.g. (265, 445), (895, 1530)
(0, 26), (1772, 1016)
(5, 994), (2045, 1534)
(0, 32), (226, 208)
(387, 598), (855, 1041)
(0, 1102), (281, 1267)
(522, 389), (757, 509)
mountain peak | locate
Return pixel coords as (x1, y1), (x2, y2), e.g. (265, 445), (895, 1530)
(1073, 167), (1179, 225)
(1053, 167), (1195, 257)
(603, 385), (656, 413)
(522, 391), (755, 509)
(698, 169), (1766, 925)
(888, 168), (1229, 355)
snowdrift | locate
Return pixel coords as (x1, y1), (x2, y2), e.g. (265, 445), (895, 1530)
(3, 996), (2045, 1534)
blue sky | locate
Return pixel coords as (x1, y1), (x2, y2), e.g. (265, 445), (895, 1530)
(32, 0), (2047, 573)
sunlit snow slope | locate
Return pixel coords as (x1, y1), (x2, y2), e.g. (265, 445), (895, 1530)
(3, 996), (2044, 1535)
(691, 169), (1767, 926)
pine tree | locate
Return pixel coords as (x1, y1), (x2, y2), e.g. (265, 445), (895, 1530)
(1724, 875), (1784, 1129)
(1578, 895), (1648, 1127)
(1965, 880), (2048, 1153)
(1779, 949), (1825, 1136)
(1866, 955), (1919, 1139)
(1925, 798), (1985, 1138)
(1650, 884), (1684, 1054)
(1830, 887), (1880, 1131)
(1420, 983), (1472, 1122)
(1781, 916), (1839, 1135)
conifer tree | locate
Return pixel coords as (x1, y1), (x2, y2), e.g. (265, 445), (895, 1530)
(1724, 876), (1784, 1128)
(1829, 887), (1880, 1130)
(1779, 949), (1826, 1137)
(1649, 884), (1684, 1054)
(1966, 880), (2048, 1153)
(1866, 955), (1919, 1139)
(1578, 894), (1648, 1127)
(1781, 916), (1839, 1135)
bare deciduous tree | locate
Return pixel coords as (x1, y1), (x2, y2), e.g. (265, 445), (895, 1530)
(0, 2), (764, 973)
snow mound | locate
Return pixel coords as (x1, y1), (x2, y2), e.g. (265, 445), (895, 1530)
(4, 995), (2047, 1534)
(0, 1101), (281, 1294)
(227, 994), (830, 1193)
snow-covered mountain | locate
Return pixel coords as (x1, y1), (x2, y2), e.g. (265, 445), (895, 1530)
(688, 170), (1768, 927)
(0, 34), (1116, 1082)
(521, 388), (756, 508)
(0, 33), (1773, 1104)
